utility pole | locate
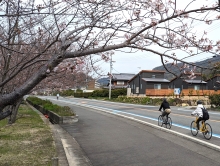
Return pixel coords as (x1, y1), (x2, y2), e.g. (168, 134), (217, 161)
(109, 55), (113, 99)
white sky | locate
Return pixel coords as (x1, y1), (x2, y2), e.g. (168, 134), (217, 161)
(99, 24), (219, 75)
(98, 0), (220, 75)
(32, 0), (219, 75)
(99, 50), (215, 75)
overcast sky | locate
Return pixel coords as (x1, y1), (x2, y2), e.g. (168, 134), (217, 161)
(99, 50), (215, 75)
(34, 0), (219, 76)
(98, 0), (220, 75)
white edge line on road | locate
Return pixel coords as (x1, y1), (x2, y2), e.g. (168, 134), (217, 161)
(40, 97), (220, 152)
(76, 102), (220, 152)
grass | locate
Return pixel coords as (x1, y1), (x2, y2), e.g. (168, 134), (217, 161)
(0, 104), (56, 166)
(44, 105), (75, 116)
(27, 96), (75, 116)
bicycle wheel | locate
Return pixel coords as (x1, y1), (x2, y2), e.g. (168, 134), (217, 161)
(190, 121), (198, 136)
(158, 115), (163, 126)
(166, 117), (172, 129)
(203, 123), (212, 140)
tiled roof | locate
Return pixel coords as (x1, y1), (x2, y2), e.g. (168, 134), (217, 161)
(142, 78), (170, 82)
(140, 70), (165, 73)
(128, 70), (166, 83)
(112, 73), (135, 81)
(184, 80), (207, 84)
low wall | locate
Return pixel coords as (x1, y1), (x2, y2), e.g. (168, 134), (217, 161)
(145, 89), (220, 96)
(26, 99), (78, 124)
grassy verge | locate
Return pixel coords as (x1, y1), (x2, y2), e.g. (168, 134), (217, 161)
(0, 103), (56, 166)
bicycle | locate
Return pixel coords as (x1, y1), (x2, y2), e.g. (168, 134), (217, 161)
(158, 113), (172, 129)
(190, 116), (212, 140)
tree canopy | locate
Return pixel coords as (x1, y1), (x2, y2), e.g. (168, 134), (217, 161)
(0, 0), (220, 119)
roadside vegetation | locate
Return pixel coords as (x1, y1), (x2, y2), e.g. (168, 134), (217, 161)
(0, 103), (55, 166)
(53, 89), (127, 99)
(42, 88), (220, 110)
(90, 96), (182, 106)
(27, 96), (75, 116)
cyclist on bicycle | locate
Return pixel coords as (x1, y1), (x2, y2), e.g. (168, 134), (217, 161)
(191, 100), (205, 130)
(158, 98), (171, 122)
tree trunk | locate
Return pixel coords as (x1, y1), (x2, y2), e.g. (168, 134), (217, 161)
(0, 110), (12, 121)
(8, 98), (22, 124)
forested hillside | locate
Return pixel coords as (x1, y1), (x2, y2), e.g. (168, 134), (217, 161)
(153, 55), (220, 80)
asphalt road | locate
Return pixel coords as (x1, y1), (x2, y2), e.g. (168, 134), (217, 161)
(40, 96), (220, 166)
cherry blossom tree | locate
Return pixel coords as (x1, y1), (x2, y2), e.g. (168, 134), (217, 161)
(34, 56), (97, 94)
(0, 0), (220, 122)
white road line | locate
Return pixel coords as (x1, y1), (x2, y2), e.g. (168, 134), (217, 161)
(40, 97), (220, 152)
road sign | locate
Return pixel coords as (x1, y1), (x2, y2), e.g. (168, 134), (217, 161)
(174, 88), (181, 95)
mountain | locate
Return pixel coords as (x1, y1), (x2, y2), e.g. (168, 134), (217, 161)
(153, 55), (220, 80)
(97, 77), (109, 86)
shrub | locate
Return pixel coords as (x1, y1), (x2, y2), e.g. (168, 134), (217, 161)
(91, 89), (127, 98)
(27, 96), (75, 116)
(180, 91), (185, 98)
(27, 96), (52, 106)
(61, 89), (75, 96)
(188, 89), (193, 96)
(209, 94), (220, 107)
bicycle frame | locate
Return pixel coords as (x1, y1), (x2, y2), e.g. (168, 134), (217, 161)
(194, 117), (206, 132)
(158, 113), (172, 129)
(190, 116), (212, 140)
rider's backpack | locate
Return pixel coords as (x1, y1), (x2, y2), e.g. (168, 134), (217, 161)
(202, 107), (209, 120)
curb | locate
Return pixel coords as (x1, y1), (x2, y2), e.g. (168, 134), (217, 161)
(26, 102), (92, 166)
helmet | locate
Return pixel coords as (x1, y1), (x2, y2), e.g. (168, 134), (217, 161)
(197, 100), (202, 105)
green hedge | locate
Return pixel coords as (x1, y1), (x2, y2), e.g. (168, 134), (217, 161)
(209, 94), (220, 107)
(112, 96), (164, 105)
(52, 88), (127, 98)
(91, 89), (127, 98)
(54, 89), (92, 98)
(27, 96), (75, 116)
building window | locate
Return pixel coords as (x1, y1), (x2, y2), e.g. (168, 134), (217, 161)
(152, 75), (155, 78)
(154, 84), (161, 89)
(117, 81), (124, 85)
(194, 85), (200, 90)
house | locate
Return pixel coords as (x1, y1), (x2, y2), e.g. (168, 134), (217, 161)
(206, 74), (220, 90)
(86, 79), (101, 91)
(128, 70), (170, 95)
(169, 73), (207, 90)
(97, 77), (109, 87)
(108, 73), (135, 89)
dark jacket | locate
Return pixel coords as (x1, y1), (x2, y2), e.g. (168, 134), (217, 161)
(159, 100), (170, 111)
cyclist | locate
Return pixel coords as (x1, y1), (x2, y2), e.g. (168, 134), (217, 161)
(158, 98), (171, 122)
(191, 100), (204, 131)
